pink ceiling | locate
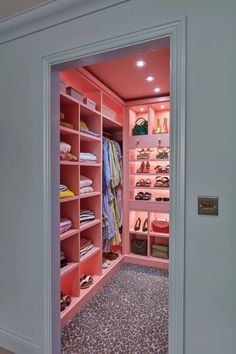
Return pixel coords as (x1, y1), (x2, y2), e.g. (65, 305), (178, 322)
(85, 48), (170, 101)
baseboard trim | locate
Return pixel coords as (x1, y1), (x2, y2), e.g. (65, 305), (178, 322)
(0, 328), (40, 354)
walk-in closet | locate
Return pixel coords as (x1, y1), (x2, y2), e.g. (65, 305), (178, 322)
(56, 38), (170, 353)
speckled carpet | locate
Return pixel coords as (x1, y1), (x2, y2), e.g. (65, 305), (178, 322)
(61, 263), (168, 354)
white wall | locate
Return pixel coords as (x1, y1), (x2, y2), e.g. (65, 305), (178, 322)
(0, 0), (50, 20)
(0, 0), (236, 353)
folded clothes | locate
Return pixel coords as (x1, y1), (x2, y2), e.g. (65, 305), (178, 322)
(80, 244), (94, 256)
(80, 238), (94, 256)
(80, 175), (93, 188)
(80, 128), (99, 137)
(60, 141), (71, 154)
(80, 209), (95, 224)
(60, 184), (68, 192)
(60, 189), (75, 198)
(80, 152), (97, 162)
(80, 238), (92, 248)
(80, 186), (94, 194)
(60, 218), (72, 234)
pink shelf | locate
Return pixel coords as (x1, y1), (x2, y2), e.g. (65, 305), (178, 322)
(125, 253), (169, 269)
(149, 256), (169, 264)
(80, 102), (101, 118)
(102, 253), (123, 276)
(60, 161), (79, 166)
(150, 232), (169, 239)
(60, 91), (80, 105)
(102, 115), (122, 131)
(80, 246), (100, 264)
(60, 296), (80, 324)
(80, 162), (101, 167)
(80, 219), (101, 232)
(129, 229), (148, 236)
(130, 159), (169, 162)
(80, 191), (101, 199)
(60, 196), (79, 203)
(80, 131), (101, 142)
(130, 173), (169, 176)
(60, 126), (79, 135)
(60, 229), (79, 241)
(60, 262), (79, 278)
(130, 186), (169, 190)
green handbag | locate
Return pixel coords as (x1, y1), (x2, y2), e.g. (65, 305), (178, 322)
(131, 239), (147, 256)
(152, 244), (169, 259)
(132, 117), (148, 135)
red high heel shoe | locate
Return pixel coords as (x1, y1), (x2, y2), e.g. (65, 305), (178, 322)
(144, 161), (150, 173)
(137, 161), (145, 173)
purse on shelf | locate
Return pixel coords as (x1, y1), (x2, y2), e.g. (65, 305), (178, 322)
(131, 239), (147, 256)
(133, 117), (148, 135)
(151, 219), (169, 234)
(152, 244), (169, 259)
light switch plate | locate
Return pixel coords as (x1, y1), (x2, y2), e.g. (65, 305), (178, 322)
(198, 196), (218, 215)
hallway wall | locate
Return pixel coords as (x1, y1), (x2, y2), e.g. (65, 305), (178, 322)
(0, 1), (236, 353)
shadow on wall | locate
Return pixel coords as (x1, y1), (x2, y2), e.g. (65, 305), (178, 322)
(0, 348), (14, 354)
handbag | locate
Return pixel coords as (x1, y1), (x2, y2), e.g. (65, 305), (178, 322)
(151, 219), (169, 234)
(132, 117), (148, 135)
(152, 244), (169, 259)
(131, 239), (147, 256)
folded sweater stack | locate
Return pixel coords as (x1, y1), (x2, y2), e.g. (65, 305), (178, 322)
(80, 175), (94, 194)
(60, 184), (75, 198)
(60, 141), (77, 161)
(80, 238), (94, 257)
(80, 209), (95, 224)
(60, 218), (72, 234)
(80, 152), (97, 163)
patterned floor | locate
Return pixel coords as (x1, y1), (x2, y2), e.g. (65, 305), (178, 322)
(61, 263), (169, 354)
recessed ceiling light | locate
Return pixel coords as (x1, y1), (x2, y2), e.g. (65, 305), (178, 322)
(161, 105), (165, 109)
(135, 60), (145, 67)
(154, 87), (160, 93)
(140, 107), (144, 111)
(146, 75), (155, 82)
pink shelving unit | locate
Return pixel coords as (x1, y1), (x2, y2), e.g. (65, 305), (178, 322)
(123, 97), (170, 269)
(59, 68), (124, 328)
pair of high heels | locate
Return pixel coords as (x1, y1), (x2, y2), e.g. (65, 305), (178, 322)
(154, 117), (168, 134)
(137, 161), (150, 173)
(134, 217), (148, 232)
(137, 148), (153, 159)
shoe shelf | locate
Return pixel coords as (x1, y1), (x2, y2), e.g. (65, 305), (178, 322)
(123, 98), (170, 269)
(60, 229), (79, 242)
(129, 159), (169, 162)
(129, 229), (148, 236)
(60, 262), (79, 278)
(130, 186), (169, 189)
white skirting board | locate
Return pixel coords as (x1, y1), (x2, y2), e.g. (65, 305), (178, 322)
(0, 328), (40, 354)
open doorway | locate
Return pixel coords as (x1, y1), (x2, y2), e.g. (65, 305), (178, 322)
(46, 21), (185, 354)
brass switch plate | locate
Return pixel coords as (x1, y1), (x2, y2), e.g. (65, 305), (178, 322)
(198, 196), (218, 215)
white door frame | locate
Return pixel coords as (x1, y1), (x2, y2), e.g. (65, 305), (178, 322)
(42, 17), (186, 354)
